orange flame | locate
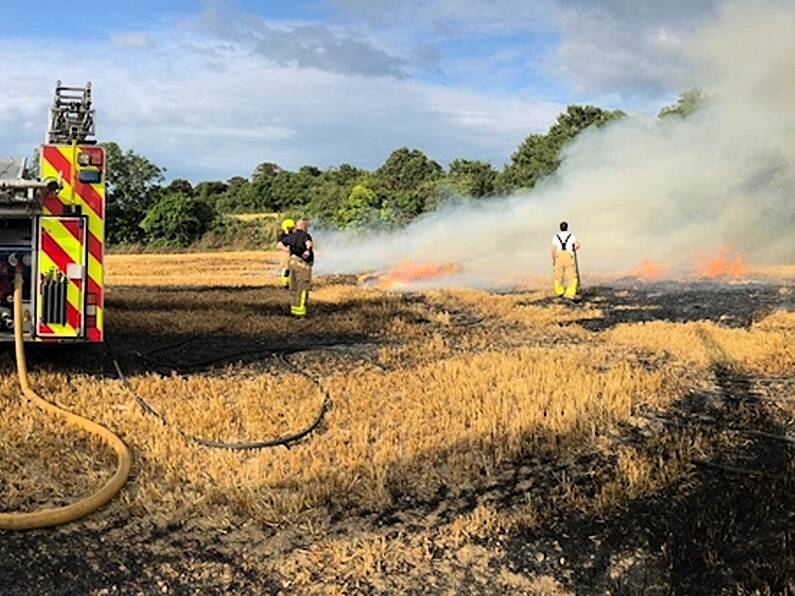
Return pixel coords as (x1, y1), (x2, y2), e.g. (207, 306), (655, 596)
(630, 259), (671, 281)
(693, 247), (749, 279)
(382, 261), (462, 284)
(359, 261), (462, 287)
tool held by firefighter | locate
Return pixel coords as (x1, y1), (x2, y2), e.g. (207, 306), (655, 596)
(277, 218), (296, 288)
(551, 221), (581, 300)
(277, 219), (314, 317)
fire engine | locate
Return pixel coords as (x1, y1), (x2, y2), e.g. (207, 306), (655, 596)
(0, 81), (105, 342)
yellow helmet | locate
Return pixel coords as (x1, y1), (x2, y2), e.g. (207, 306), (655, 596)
(281, 218), (296, 233)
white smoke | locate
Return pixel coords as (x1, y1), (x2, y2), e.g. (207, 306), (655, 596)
(316, 0), (795, 285)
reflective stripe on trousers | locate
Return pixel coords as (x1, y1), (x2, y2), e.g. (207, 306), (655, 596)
(289, 256), (312, 316)
(553, 252), (578, 298)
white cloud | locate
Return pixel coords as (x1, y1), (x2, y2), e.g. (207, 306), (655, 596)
(199, 3), (408, 78)
(549, 10), (692, 97)
(326, 0), (719, 97)
(545, 1), (719, 97)
(0, 0), (734, 182)
(327, 0), (555, 36)
(0, 30), (562, 181)
(110, 32), (155, 49)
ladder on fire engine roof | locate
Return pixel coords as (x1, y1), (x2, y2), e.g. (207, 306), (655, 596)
(47, 81), (96, 145)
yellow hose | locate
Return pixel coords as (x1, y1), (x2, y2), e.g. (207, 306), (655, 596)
(0, 271), (131, 530)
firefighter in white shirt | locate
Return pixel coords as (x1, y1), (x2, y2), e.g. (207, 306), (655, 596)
(551, 221), (581, 299)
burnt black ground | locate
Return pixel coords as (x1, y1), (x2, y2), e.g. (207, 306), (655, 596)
(505, 365), (795, 594)
(1, 280), (794, 594)
(579, 280), (795, 330)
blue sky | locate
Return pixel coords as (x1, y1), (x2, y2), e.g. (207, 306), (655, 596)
(0, 0), (719, 181)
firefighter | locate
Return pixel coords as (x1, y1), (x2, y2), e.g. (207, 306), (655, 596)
(551, 221), (581, 299)
(277, 218), (296, 288)
(277, 219), (314, 317)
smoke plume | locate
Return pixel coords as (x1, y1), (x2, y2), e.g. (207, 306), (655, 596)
(316, 1), (795, 286)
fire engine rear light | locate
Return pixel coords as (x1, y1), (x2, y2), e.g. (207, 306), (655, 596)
(86, 315), (96, 328)
(86, 305), (97, 316)
(78, 152), (91, 166)
(87, 292), (97, 305)
(78, 168), (101, 184)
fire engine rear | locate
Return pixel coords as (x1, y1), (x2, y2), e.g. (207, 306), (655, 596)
(0, 81), (105, 343)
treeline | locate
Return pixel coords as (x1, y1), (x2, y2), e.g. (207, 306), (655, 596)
(104, 92), (699, 248)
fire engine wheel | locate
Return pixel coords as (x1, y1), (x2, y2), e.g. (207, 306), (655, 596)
(0, 273), (131, 531)
(107, 342), (331, 451)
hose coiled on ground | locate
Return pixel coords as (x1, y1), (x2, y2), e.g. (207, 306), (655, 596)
(0, 272), (130, 530)
(107, 341), (331, 451)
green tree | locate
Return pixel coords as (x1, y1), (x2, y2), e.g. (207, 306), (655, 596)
(448, 159), (497, 197)
(499, 105), (624, 191)
(140, 192), (216, 247)
(26, 149), (40, 179)
(306, 179), (351, 225)
(268, 168), (321, 212)
(252, 162), (282, 180)
(102, 142), (165, 245)
(370, 147), (443, 225)
(195, 180), (227, 199)
(658, 88), (707, 119)
(547, 105), (625, 144)
(497, 133), (556, 192)
(249, 162), (282, 212)
(377, 147), (442, 192)
(166, 178), (194, 196)
(214, 176), (259, 213)
(299, 165), (322, 177)
(336, 184), (379, 227)
(328, 163), (362, 186)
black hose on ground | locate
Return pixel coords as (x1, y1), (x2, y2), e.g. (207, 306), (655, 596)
(106, 341), (331, 451)
(142, 333), (202, 357)
(128, 337), (372, 375)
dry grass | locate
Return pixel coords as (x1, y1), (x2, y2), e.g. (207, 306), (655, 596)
(2, 251), (794, 592)
(106, 251), (280, 287)
(607, 315), (795, 375)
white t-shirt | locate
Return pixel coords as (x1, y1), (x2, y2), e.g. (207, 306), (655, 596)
(552, 232), (578, 253)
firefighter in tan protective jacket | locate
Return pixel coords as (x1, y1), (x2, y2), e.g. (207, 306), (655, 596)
(551, 221), (581, 300)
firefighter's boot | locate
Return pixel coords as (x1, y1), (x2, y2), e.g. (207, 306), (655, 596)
(564, 278), (578, 300)
(290, 290), (308, 317)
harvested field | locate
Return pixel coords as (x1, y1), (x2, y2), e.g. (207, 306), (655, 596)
(1, 252), (794, 594)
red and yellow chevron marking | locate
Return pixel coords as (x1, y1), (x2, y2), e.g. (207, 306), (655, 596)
(40, 144), (105, 342)
(37, 217), (84, 337)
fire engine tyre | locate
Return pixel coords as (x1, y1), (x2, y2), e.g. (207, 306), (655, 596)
(0, 274), (131, 531)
